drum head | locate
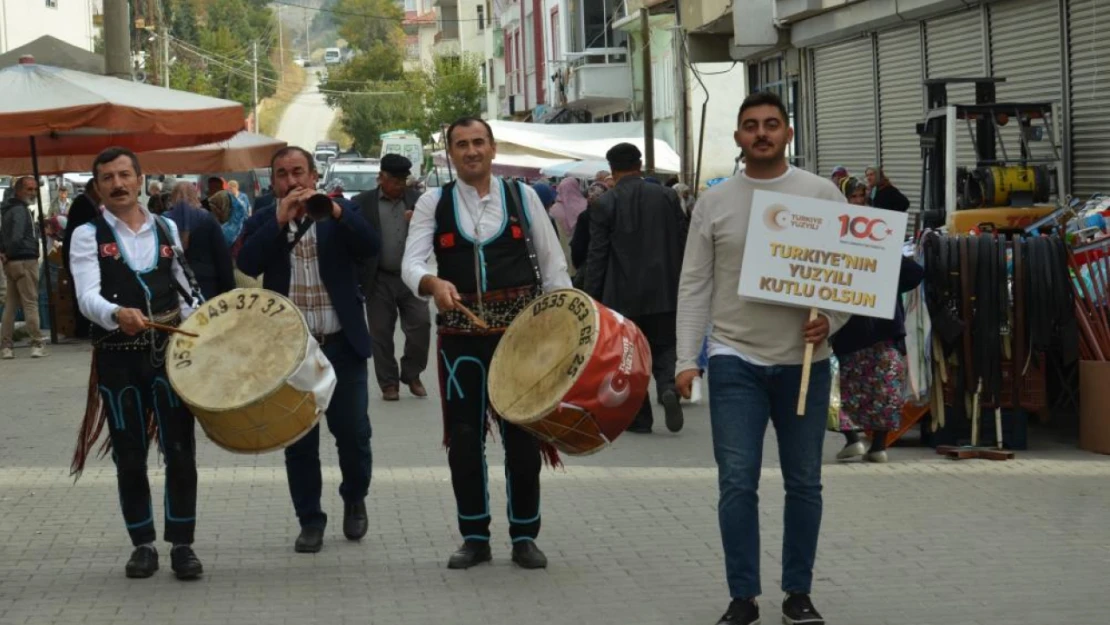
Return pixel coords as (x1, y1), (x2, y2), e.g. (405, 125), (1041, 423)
(167, 288), (308, 411)
(489, 289), (599, 423)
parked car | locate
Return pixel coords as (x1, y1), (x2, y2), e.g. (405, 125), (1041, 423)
(322, 158), (381, 199)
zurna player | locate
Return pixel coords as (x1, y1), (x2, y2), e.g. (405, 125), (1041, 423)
(401, 116), (571, 570)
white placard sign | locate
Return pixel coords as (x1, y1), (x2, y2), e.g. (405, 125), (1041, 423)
(737, 190), (909, 320)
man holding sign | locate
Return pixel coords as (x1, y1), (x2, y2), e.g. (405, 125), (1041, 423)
(675, 92), (856, 625)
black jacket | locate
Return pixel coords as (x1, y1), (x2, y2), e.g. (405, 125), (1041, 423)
(0, 197), (38, 260)
(584, 176), (688, 317)
(832, 255), (925, 357)
(62, 194), (100, 275)
(164, 204), (236, 301)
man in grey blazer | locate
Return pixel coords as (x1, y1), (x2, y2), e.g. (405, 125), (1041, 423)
(354, 154), (431, 401)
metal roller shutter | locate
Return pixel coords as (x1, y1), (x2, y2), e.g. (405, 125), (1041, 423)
(989, 0), (1063, 163)
(877, 25), (924, 212)
(925, 9), (986, 168)
(813, 38), (877, 178)
(1068, 0), (1110, 196)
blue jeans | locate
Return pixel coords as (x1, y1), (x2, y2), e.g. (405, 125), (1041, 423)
(285, 335), (372, 530)
(707, 355), (831, 599)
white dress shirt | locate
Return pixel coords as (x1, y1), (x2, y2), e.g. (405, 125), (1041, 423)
(70, 206), (195, 331)
(401, 176), (572, 297)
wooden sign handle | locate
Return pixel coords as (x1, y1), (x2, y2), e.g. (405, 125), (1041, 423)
(796, 307), (818, 416)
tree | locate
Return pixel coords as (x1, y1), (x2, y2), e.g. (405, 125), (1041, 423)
(416, 55), (486, 143)
(334, 0), (404, 53)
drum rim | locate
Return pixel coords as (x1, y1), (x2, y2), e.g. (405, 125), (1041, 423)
(489, 288), (602, 424)
(166, 288), (312, 413)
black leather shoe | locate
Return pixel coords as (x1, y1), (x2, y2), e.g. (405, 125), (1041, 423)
(170, 545), (204, 580)
(510, 540), (548, 569)
(446, 540), (492, 569)
(294, 527), (325, 553)
(124, 545), (159, 579)
(343, 500), (368, 540)
(661, 389), (684, 433)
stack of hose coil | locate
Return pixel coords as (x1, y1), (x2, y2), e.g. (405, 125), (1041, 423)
(922, 232), (1076, 422)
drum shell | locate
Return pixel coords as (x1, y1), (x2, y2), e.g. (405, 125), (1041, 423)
(166, 288), (335, 454)
(191, 382), (320, 454)
(567, 301), (651, 443)
(508, 296), (653, 455)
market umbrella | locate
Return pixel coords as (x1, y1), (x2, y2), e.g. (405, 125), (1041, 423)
(0, 57), (246, 343)
(0, 131), (286, 175)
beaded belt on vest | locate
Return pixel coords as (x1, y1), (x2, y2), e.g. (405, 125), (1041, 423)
(437, 285), (540, 335)
(93, 309), (183, 352)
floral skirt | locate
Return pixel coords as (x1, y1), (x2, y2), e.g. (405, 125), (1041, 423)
(837, 340), (906, 432)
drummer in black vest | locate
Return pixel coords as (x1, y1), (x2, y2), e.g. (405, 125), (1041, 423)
(401, 116), (571, 570)
(69, 147), (205, 580)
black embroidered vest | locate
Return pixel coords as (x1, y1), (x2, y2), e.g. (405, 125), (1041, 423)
(88, 216), (180, 347)
(433, 179), (537, 296)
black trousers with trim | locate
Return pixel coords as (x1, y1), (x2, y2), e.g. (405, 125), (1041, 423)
(437, 332), (542, 542)
(96, 349), (198, 546)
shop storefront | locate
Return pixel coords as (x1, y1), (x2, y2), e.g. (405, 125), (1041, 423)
(760, 0), (1110, 212)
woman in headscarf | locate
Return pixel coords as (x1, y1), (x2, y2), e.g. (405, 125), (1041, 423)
(550, 177), (588, 238)
(672, 182), (693, 217)
(226, 180), (251, 217)
(830, 174), (922, 462)
(839, 176), (868, 206)
(207, 189), (247, 247)
(163, 182), (235, 300)
(866, 166), (910, 212)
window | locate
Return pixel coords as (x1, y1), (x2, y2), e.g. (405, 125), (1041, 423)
(515, 32), (522, 92)
(488, 59), (495, 92)
(550, 9), (560, 62)
(45, 0), (58, 7)
(477, 5), (485, 31)
(581, 0), (624, 50)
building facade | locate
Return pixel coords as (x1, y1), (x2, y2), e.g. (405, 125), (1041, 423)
(687, 0), (1110, 208)
(0, 0), (99, 54)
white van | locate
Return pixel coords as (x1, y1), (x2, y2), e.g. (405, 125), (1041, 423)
(324, 48), (342, 65)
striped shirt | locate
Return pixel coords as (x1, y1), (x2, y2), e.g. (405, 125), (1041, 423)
(288, 219), (341, 335)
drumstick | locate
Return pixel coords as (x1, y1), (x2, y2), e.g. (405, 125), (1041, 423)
(454, 301), (489, 330)
(144, 321), (199, 338)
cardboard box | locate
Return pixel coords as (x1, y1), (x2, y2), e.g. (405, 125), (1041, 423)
(1079, 360), (1110, 455)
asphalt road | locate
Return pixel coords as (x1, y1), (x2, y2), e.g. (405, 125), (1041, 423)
(275, 73), (336, 153)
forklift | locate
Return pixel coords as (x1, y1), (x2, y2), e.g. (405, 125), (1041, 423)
(917, 77), (1064, 233)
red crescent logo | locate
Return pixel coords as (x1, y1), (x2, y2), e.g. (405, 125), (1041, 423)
(597, 372), (630, 408)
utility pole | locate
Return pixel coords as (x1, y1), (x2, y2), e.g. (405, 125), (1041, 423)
(277, 6), (283, 82)
(103, 0), (131, 80)
(163, 27), (170, 87)
(640, 8), (656, 175)
(252, 40), (259, 132)
(304, 8), (310, 59)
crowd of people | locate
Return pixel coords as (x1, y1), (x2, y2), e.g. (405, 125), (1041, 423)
(0, 90), (928, 625)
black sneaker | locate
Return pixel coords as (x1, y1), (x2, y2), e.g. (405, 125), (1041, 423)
(717, 598), (760, 625)
(661, 389), (684, 432)
(781, 593), (824, 625)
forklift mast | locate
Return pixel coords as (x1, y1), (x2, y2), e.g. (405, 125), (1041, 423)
(920, 77), (1005, 224)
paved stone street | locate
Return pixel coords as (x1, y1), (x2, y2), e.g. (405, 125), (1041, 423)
(1, 339), (1109, 625)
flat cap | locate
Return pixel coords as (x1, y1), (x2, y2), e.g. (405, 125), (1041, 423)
(381, 153), (413, 178)
(605, 142), (642, 168)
